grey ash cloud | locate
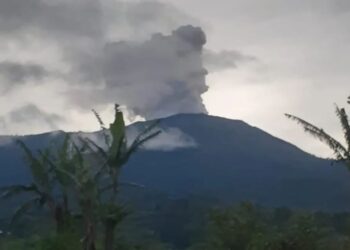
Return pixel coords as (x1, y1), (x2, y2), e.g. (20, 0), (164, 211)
(71, 25), (209, 119)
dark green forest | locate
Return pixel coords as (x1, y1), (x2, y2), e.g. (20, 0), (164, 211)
(4, 200), (350, 250)
(0, 97), (349, 250)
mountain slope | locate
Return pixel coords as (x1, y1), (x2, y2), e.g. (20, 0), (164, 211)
(1, 114), (350, 211)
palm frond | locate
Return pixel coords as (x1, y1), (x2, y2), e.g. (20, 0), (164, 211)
(129, 130), (161, 153)
(116, 121), (161, 166)
(285, 113), (349, 160)
(128, 121), (161, 150)
(92, 109), (111, 147)
(335, 106), (350, 150)
(92, 109), (106, 129)
(82, 137), (108, 160)
(133, 121), (161, 144)
(54, 165), (81, 189)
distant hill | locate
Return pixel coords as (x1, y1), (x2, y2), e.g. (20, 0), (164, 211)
(1, 113), (350, 211)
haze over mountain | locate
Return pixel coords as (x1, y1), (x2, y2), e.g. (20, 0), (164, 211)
(1, 114), (349, 212)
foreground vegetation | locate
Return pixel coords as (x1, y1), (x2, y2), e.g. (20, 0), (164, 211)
(1, 105), (161, 250)
(3, 202), (350, 249)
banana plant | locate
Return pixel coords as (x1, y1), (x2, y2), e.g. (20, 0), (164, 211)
(0, 137), (72, 233)
(84, 104), (161, 250)
(54, 141), (100, 250)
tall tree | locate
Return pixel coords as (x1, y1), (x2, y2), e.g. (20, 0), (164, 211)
(285, 101), (350, 168)
(61, 104), (161, 250)
(86, 104), (161, 250)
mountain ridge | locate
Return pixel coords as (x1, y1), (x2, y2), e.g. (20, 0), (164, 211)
(0, 113), (325, 160)
(1, 113), (349, 211)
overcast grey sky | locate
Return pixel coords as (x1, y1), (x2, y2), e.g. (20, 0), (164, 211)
(0, 0), (349, 157)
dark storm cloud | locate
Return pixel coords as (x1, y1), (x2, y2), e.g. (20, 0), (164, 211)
(0, 61), (48, 83)
(203, 50), (257, 72)
(9, 104), (64, 129)
(0, 0), (41, 33)
(0, 0), (102, 38)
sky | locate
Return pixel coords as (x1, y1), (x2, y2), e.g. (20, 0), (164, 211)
(0, 0), (349, 157)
